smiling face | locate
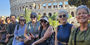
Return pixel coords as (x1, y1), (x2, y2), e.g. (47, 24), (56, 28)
(20, 19), (25, 26)
(58, 12), (68, 25)
(7, 18), (10, 24)
(10, 16), (16, 23)
(76, 8), (89, 24)
(19, 17), (25, 26)
(40, 19), (47, 26)
(30, 15), (37, 23)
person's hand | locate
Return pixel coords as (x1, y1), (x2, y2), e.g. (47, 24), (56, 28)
(35, 35), (39, 38)
(16, 36), (19, 40)
(5, 38), (9, 43)
(30, 33), (35, 39)
(19, 38), (24, 42)
(6, 34), (10, 38)
(28, 36), (31, 40)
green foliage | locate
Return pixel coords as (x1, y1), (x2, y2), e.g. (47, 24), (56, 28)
(25, 8), (31, 23)
(48, 13), (59, 29)
(37, 15), (42, 21)
(68, 0), (89, 7)
(49, 13), (58, 20)
(88, 20), (90, 23)
(49, 18), (59, 29)
(68, 14), (72, 19)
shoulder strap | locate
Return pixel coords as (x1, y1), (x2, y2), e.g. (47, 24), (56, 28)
(17, 24), (19, 30)
(39, 26), (43, 38)
(74, 27), (79, 45)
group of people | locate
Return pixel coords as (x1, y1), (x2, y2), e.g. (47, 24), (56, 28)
(0, 5), (90, 45)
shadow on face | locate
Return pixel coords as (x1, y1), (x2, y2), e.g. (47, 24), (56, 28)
(76, 8), (88, 24)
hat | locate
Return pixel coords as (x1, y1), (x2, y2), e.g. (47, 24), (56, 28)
(19, 16), (25, 20)
(40, 16), (49, 22)
(30, 12), (37, 17)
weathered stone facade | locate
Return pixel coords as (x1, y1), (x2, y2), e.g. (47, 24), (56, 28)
(10, 0), (76, 17)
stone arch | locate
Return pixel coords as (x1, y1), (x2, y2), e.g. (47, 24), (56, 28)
(53, 3), (57, 8)
(43, 3), (46, 9)
(38, 13), (41, 15)
(48, 3), (52, 8)
(48, 13), (52, 17)
(43, 13), (46, 16)
(54, 12), (56, 14)
(59, 2), (63, 8)
(29, 5), (32, 9)
(71, 11), (74, 17)
(64, 1), (68, 7)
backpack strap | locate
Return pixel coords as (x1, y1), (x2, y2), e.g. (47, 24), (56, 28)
(17, 24), (19, 30)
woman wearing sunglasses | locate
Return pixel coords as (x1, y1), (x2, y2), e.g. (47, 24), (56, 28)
(68, 5), (90, 45)
(55, 9), (73, 45)
(32, 16), (54, 45)
(12, 16), (26, 45)
(24, 12), (40, 45)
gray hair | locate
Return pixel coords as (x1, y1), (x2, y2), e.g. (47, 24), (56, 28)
(58, 9), (69, 18)
(76, 5), (90, 15)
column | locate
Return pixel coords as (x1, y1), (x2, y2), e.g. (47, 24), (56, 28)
(46, 3), (48, 9)
(57, 2), (59, 9)
(63, 1), (65, 9)
(51, 3), (53, 9)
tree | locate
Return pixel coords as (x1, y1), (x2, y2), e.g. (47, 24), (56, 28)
(68, 0), (90, 8)
(48, 13), (59, 29)
(25, 8), (31, 23)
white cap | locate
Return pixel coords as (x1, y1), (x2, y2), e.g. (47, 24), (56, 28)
(40, 16), (49, 22)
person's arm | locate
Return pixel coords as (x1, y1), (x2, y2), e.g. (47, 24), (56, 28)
(55, 27), (58, 45)
(32, 26), (53, 45)
(24, 25), (31, 40)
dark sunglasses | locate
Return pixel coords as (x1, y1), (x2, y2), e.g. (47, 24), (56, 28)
(59, 14), (67, 18)
(30, 16), (36, 18)
(20, 19), (25, 21)
(40, 20), (47, 23)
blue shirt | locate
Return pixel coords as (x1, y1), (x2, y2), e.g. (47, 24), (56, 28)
(12, 24), (26, 45)
(57, 23), (72, 45)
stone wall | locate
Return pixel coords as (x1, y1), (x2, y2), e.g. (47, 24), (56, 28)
(10, 0), (76, 17)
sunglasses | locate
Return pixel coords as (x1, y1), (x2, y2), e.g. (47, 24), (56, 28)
(20, 19), (25, 21)
(30, 16), (36, 18)
(59, 14), (67, 18)
(40, 20), (47, 23)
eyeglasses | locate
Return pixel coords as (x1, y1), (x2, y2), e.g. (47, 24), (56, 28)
(40, 20), (47, 23)
(59, 14), (67, 18)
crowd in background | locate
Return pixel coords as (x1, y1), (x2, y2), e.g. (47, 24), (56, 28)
(0, 5), (90, 45)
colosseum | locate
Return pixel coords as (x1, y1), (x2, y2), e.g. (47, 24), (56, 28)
(10, 0), (76, 17)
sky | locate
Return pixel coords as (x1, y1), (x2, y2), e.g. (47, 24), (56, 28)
(0, 0), (10, 16)
(0, 0), (68, 16)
